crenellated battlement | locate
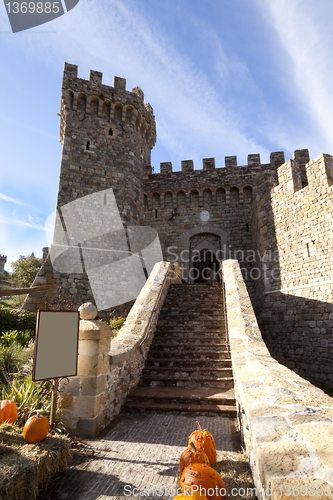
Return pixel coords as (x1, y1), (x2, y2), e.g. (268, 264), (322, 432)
(59, 63), (156, 148)
(274, 151), (333, 195)
(145, 151), (286, 176)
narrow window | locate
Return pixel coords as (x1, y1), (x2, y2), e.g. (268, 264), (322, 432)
(109, 128), (113, 136)
(155, 210), (158, 219)
(246, 223), (249, 232)
(306, 243), (310, 257)
(86, 141), (90, 150)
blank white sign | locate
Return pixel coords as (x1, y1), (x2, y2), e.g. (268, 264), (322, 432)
(33, 311), (79, 381)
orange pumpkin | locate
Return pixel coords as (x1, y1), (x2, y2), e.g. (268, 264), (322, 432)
(0, 400), (18, 424)
(174, 492), (208, 500)
(188, 421), (216, 466)
(180, 463), (226, 500)
(0, 409), (4, 424)
(180, 441), (210, 474)
(22, 412), (49, 443)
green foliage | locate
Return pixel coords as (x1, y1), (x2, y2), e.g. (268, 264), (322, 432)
(109, 316), (126, 330)
(0, 342), (34, 387)
(0, 330), (33, 347)
(10, 253), (42, 288)
(1, 375), (52, 427)
(0, 304), (36, 335)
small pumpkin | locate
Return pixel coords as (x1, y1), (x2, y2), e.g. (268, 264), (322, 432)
(22, 412), (49, 443)
(0, 400), (18, 424)
(180, 441), (210, 474)
(174, 492), (208, 500)
(180, 463), (226, 500)
(188, 421), (217, 466)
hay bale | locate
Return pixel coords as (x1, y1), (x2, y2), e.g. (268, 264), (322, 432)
(0, 424), (71, 500)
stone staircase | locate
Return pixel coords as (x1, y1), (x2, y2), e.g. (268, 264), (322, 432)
(122, 283), (236, 417)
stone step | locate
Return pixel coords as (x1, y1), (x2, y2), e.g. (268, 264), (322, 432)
(121, 402), (237, 417)
(142, 367), (233, 378)
(150, 342), (228, 349)
(140, 375), (234, 389)
(154, 330), (225, 337)
(146, 350), (230, 360)
(145, 358), (232, 368)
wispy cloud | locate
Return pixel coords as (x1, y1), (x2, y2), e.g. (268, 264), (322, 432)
(5, 0), (270, 166)
(256, 0), (333, 153)
(0, 193), (34, 207)
(0, 215), (45, 231)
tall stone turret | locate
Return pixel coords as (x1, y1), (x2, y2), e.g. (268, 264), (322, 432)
(23, 63), (156, 312)
(0, 255), (7, 273)
(58, 63), (156, 225)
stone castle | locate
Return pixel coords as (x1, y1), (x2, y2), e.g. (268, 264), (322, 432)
(26, 63), (333, 389)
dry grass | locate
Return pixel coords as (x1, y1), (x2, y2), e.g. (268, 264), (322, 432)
(0, 423), (71, 500)
(215, 450), (257, 499)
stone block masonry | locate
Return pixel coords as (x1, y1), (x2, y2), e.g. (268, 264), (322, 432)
(57, 261), (181, 437)
(252, 153), (333, 387)
(0, 254), (7, 273)
(223, 259), (333, 500)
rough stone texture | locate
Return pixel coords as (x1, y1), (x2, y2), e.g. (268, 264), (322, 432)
(57, 261), (180, 437)
(0, 254), (7, 273)
(23, 63), (333, 392)
(223, 259), (333, 500)
(79, 302), (98, 319)
(252, 153), (333, 387)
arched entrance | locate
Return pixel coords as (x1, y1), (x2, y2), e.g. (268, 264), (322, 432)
(182, 225), (229, 283)
(192, 248), (221, 283)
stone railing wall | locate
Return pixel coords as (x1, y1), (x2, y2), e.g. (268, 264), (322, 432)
(57, 261), (181, 437)
(223, 259), (333, 500)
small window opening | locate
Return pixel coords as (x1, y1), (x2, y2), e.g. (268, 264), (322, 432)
(155, 210), (158, 219)
(86, 141), (90, 150)
(306, 243), (310, 257)
(246, 223), (250, 232)
(108, 128), (113, 136)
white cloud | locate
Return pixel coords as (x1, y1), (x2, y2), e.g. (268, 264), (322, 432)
(0, 215), (45, 230)
(4, 0), (270, 166)
(0, 193), (33, 207)
(256, 0), (333, 153)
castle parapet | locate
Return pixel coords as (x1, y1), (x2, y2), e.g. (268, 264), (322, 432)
(225, 156), (237, 168)
(306, 153), (333, 188)
(276, 150), (333, 193)
(155, 151), (292, 174)
(270, 151), (285, 169)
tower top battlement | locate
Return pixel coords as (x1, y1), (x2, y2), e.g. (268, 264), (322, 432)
(60, 63), (156, 148)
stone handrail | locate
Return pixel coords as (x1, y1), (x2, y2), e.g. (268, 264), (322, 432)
(58, 261), (180, 437)
(222, 259), (333, 500)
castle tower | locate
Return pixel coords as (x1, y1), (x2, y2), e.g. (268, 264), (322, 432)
(58, 63), (156, 225)
(23, 64), (156, 312)
(0, 255), (7, 273)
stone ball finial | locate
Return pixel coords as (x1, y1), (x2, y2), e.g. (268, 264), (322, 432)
(79, 302), (98, 320)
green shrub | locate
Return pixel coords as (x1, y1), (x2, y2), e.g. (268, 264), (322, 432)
(0, 305), (36, 335)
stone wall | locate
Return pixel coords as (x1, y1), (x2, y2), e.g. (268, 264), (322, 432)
(223, 259), (333, 500)
(142, 155), (286, 304)
(57, 261), (181, 437)
(252, 153), (333, 387)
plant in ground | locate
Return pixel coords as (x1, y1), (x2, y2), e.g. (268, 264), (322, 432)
(10, 253), (42, 288)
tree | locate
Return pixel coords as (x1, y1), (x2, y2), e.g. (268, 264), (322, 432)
(11, 253), (42, 288)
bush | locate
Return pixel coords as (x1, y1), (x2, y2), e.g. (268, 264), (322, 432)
(0, 304), (36, 335)
(0, 342), (34, 387)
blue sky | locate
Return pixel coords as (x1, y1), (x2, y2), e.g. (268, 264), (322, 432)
(1, 0), (333, 271)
